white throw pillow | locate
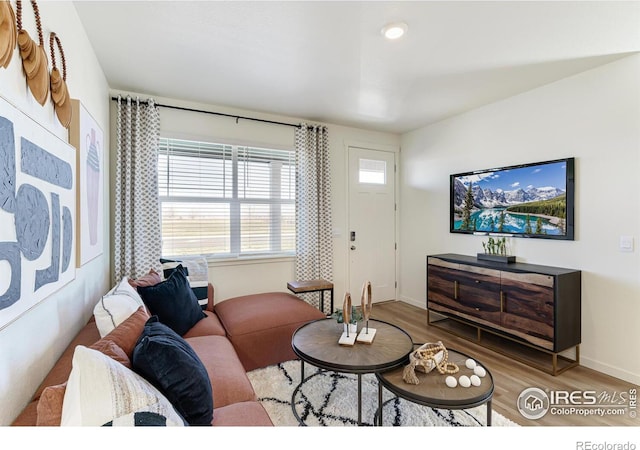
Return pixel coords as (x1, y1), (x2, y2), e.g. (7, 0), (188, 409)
(93, 277), (147, 337)
(61, 345), (185, 426)
(112, 276), (146, 308)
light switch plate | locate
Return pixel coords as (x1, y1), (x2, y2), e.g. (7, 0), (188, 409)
(619, 236), (634, 252)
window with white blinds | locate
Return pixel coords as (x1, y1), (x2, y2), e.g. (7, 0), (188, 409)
(158, 138), (295, 258)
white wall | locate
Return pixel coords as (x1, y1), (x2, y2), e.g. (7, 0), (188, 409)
(6, 7), (631, 429)
(109, 91), (400, 303)
(399, 54), (640, 384)
(0, 3), (110, 424)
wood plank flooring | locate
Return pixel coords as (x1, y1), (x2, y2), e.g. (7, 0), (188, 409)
(370, 301), (638, 426)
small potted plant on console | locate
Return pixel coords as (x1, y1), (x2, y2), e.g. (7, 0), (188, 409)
(478, 236), (516, 263)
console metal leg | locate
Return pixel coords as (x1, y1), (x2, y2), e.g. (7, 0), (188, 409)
(487, 399), (492, 426)
(358, 374), (362, 425)
(378, 381), (383, 426)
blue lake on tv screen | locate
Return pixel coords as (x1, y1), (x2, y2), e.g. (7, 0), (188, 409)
(454, 209), (564, 235)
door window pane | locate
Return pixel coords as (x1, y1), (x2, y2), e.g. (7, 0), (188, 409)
(359, 158), (386, 185)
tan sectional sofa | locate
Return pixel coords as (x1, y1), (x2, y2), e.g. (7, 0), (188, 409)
(12, 281), (325, 426)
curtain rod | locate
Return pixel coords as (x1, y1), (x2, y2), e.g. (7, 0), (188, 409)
(110, 96), (304, 129)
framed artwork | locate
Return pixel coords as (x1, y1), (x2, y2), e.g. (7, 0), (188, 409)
(0, 96), (76, 330)
(69, 99), (104, 266)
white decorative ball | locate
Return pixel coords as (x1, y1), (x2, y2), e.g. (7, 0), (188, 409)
(474, 365), (487, 377)
(465, 358), (477, 370)
(470, 375), (481, 386)
(459, 375), (471, 388)
(445, 376), (457, 388)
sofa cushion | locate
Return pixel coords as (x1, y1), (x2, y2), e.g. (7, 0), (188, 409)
(132, 316), (213, 426)
(36, 383), (66, 426)
(137, 265), (205, 336)
(30, 305), (146, 404)
(214, 292), (325, 370)
(35, 340), (130, 427)
(182, 310), (226, 338)
(101, 307), (150, 359)
(61, 345), (185, 426)
(185, 335), (257, 408)
(93, 277), (147, 337)
(11, 401), (37, 426)
(211, 401), (273, 426)
(89, 339), (131, 368)
(128, 268), (162, 289)
(160, 257), (209, 309)
(214, 292), (325, 334)
(14, 327), (137, 427)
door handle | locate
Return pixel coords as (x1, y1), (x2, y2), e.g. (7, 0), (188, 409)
(350, 245), (356, 250)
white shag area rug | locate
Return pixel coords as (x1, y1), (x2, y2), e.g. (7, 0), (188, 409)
(247, 360), (518, 427)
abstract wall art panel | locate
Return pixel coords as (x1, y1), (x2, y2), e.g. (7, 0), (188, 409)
(69, 99), (104, 267)
(0, 96), (76, 330)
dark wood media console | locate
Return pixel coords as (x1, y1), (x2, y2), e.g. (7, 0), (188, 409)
(426, 253), (581, 375)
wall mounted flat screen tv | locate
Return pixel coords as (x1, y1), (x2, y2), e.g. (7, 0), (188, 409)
(450, 158), (575, 240)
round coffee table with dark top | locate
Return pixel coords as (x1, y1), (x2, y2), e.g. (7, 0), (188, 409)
(291, 318), (414, 425)
(375, 348), (494, 426)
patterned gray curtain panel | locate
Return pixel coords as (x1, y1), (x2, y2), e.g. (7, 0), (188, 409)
(113, 96), (161, 283)
(294, 124), (333, 308)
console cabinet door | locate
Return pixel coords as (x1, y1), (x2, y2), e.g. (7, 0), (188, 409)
(427, 259), (459, 311)
(427, 259), (501, 324)
(456, 264), (501, 324)
(500, 271), (555, 350)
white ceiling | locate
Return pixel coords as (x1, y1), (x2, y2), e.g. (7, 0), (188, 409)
(73, 1), (640, 134)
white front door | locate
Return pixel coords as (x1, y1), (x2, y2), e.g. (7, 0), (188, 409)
(347, 147), (396, 303)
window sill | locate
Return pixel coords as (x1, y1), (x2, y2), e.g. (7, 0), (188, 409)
(206, 254), (295, 267)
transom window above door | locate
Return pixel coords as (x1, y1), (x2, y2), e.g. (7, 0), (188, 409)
(358, 158), (387, 185)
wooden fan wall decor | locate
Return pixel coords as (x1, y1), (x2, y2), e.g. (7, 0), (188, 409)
(0, 1), (17, 68)
(16, 0), (50, 106)
(9, 1), (74, 127)
(49, 31), (71, 127)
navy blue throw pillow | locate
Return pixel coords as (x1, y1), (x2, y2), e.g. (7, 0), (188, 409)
(137, 265), (205, 336)
(132, 316), (213, 426)
(160, 257), (209, 310)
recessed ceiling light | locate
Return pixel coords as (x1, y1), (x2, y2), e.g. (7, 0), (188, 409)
(381, 22), (407, 40)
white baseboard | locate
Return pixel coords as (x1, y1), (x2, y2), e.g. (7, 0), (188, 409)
(398, 295), (425, 310)
(580, 356), (640, 386)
